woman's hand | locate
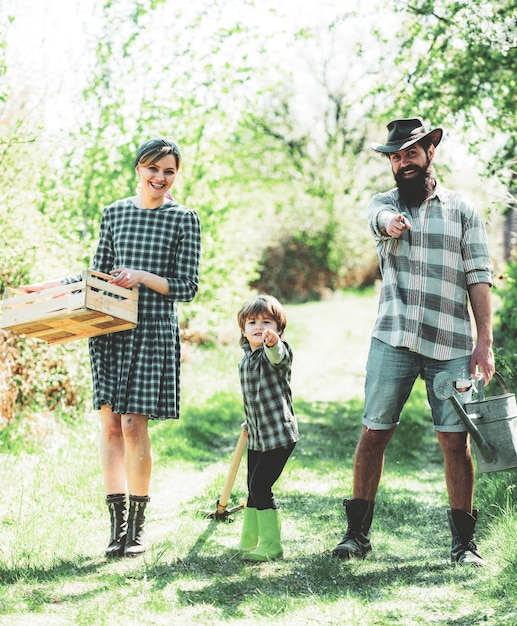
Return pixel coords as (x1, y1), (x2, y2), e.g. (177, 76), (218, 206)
(109, 268), (142, 289)
(109, 268), (170, 295)
(20, 279), (61, 293)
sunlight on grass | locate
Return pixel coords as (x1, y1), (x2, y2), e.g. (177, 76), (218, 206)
(287, 467), (347, 496)
(1, 292), (517, 625)
(285, 290), (378, 403)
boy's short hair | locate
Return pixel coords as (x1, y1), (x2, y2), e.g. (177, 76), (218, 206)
(237, 294), (287, 346)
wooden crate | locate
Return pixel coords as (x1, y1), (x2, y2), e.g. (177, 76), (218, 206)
(1, 269), (138, 344)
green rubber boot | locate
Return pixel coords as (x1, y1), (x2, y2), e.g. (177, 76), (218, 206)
(238, 506), (258, 552)
(244, 508), (283, 562)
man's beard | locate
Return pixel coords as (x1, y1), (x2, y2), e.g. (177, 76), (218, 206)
(394, 159), (434, 207)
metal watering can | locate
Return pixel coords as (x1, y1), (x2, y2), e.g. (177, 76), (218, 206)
(433, 371), (517, 473)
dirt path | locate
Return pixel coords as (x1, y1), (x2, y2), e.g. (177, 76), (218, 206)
(286, 291), (378, 402)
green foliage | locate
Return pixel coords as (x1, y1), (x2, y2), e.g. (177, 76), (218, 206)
(229, 89), (379, 299)
(0, 139), (91, 439)
(251, 222), (380, 303)
(493, 260), (517, 389)
(477, 470), (517, 515)
(251, 226), (342, 303)
(0, 331), (91, 449)
(150, 392), (244, 464)
(395, 1), (516, 123)
(378, 0), (517, 197)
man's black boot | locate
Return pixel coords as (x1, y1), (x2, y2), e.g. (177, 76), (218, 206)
(448, 508), (484, 567)
(332, 498), (375, 559)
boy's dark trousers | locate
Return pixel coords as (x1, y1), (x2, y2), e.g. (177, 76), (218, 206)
(247, 443), (296, 509)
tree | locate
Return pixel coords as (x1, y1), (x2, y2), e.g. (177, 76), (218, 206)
(373, 0), (516, 214)
(372, 0), (517, 378)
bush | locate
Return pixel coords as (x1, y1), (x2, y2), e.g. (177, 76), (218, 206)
(0, 330), (86, 422)
(493, 260), (517, 389)
(250, 226), (379, 303)
(251, 229), (339, 303)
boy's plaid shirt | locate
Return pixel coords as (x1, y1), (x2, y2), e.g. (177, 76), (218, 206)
(239, 340), (299, 452)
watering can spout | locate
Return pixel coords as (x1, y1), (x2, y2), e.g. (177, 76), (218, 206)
(448, 389), (496, 464)
(433, 372), (496, 464)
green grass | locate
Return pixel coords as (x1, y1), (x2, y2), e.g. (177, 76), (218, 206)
(1, 291), (516, 625)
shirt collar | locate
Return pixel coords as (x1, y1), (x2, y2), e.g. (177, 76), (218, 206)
(428, 179), (444, 201)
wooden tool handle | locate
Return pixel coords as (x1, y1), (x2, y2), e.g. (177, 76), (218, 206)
(218, 430), (247, 509)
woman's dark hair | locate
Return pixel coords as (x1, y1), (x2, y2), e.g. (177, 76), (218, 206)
(134, 138), (182, 169)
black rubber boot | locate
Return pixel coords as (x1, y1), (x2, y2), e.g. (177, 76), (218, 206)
(105, 493), (127, 558)
(124, 495), (150, 557)
(448, 508), (484, 566)
(332, 498), (375, 559)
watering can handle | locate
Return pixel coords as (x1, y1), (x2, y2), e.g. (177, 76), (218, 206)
(477, 378), (485, 401)
(493, 371), (510, 393)
(476, 371), (509, 401)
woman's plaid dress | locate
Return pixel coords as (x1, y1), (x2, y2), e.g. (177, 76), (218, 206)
(88, 198), (201, 420)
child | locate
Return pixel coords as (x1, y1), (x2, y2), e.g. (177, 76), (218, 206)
(236, 294), (299, 561)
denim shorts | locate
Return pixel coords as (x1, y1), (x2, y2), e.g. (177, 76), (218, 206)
(363, 338), (472, 433)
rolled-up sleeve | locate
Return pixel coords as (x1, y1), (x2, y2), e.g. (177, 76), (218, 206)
(462, 207), (493, 286)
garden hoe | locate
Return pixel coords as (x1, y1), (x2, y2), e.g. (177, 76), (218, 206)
(204, 429), (247, 521)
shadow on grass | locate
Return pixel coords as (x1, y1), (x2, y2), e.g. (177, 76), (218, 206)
(140, 479), (480, 621)
(152, 377), (441, 472)
(141, 495), (481, 624)
(292, 377), (443, 474)
(0, 556), (114, 614)
(0, 556), (105, 586)
(167, 554), (460, 622)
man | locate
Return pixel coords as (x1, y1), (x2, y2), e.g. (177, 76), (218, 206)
(332, 117), (494, 566)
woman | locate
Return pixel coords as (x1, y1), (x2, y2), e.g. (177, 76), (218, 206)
(23, 138), (201, 557)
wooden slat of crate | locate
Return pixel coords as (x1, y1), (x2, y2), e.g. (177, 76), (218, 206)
(86, 290), (137, 319)
(1, 270), (138, 344)
(3, 291), (86, 327)
(22, 312), (116, 337)
(19, 311), (135, 344)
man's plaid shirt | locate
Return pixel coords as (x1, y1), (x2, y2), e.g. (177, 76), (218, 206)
(368, 182), (493, 361)
(239, 340), (299, 452)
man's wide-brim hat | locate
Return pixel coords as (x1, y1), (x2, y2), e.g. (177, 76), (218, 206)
(371, 117), (443, 154)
